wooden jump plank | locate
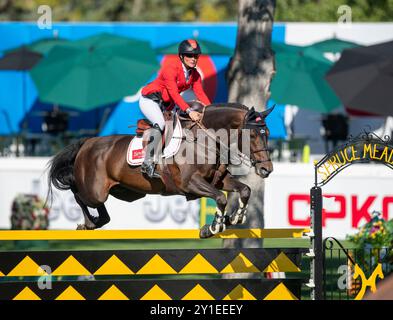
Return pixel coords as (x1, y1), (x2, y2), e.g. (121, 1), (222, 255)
(0, 228), (310, 240)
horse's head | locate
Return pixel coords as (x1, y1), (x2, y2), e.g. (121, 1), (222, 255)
(243, 106), (274, 178)
(198, 103), (274, 178)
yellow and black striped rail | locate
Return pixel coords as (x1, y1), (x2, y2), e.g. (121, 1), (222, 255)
(0, 248), (305, 277)
(0, 228), (310, 300)
(0, 278), (303, 300)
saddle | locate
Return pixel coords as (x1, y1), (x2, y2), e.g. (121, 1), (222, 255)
(135, 111), (174, 138)
(127, 112), (181, 166)
(135, 100), (205, 137)
(128, 100), (204, 166)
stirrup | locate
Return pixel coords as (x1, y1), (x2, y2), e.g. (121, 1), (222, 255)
(141, 162), (161, 179)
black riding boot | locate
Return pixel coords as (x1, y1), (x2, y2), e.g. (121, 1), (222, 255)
(141, 124), (162, 179)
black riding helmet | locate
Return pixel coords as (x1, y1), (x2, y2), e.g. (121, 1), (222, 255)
(178, 39), (202, 56)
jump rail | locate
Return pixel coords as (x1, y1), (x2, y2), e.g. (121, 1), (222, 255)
(0, 228), (312, 300)
(0, 228), (310, 241)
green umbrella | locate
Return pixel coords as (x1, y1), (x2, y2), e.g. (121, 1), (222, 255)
(30, 33), (159, 111)
(273, 41), (330, 63)
(272, 42), (303, 54)
(5, 38), (70, 56)
(28, 38), (70, 55)
(304, 37), (361, 63)
(271, 45), (341, 113)
(156, 38), (233, 55)
(306, 37), (360, 54)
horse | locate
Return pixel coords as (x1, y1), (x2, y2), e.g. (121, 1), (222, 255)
(47, 103), (274, 238)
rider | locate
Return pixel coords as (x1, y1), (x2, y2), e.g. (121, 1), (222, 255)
(139, 39), (211, 178)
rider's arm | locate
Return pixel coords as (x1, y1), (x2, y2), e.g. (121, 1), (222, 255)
(162, 68), (191, 112)
(192, 72), (211, 106)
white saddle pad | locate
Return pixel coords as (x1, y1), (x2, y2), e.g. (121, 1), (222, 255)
(127, 116), (183, 166)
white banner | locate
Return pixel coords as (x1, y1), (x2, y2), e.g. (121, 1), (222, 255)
(0, 158), (199, 230)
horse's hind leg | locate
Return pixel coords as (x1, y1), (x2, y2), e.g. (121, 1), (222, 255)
(74, 194), (110, 230)
(75, 194), (97, 230)
(95, 204), (110, 228)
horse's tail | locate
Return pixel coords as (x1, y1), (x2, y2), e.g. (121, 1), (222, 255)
(45, 138), (88, 206)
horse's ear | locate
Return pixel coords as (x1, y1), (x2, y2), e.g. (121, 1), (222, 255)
(245, 106), (256, 121)
(260, 104), (275, 118)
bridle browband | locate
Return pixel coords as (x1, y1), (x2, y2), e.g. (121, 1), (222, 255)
(242, 117), (271, 165)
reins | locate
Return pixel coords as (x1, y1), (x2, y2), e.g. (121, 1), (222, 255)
(178, 109), (271, 168)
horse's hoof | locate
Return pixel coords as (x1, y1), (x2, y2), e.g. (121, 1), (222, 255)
(230, 214), (240, 225)
(212, 222), (226, 234)
(225, 213), (240, 226)
(199, 224), (214, 239)
(76, 224), (96, 230)
(224, 214), (238, 226)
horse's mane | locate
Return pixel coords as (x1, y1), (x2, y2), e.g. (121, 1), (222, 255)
(205, 103), (249, 112)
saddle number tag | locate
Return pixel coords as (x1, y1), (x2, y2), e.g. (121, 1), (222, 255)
(132, 149), (144, 159)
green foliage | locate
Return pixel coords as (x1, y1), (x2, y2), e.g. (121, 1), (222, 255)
(0, 0), (391, 22)
(10, 194), (49, 230)
(275, 0), (393, 22)
(346, 211), (393, 274)
(347, 211), (393, 249)
(0, 0), (238, 22)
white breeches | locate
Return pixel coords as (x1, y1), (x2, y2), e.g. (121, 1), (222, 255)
(139, 95), (165, 131)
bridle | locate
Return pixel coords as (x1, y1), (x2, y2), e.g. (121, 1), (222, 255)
(179, 110), (272, 168)
(243, 120), (272, 166)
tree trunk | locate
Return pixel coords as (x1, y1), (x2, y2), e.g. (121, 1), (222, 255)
(131, 0), (143, 18)
(223, 0), (276, 264)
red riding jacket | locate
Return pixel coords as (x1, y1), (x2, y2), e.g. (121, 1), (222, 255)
(141, 58), (211, 111)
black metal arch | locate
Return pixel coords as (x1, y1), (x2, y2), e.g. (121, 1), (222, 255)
(315, 131), (393, 187)
(310, 130), (393, 300)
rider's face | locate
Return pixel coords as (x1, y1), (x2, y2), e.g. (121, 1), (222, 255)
(182, 53), (199, 68)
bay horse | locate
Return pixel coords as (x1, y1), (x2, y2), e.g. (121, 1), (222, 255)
(47, 103), (274, 238)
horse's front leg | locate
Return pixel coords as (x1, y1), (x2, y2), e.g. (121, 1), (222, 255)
(219, 173), (251, 226)
(186, 173), (228, 238)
